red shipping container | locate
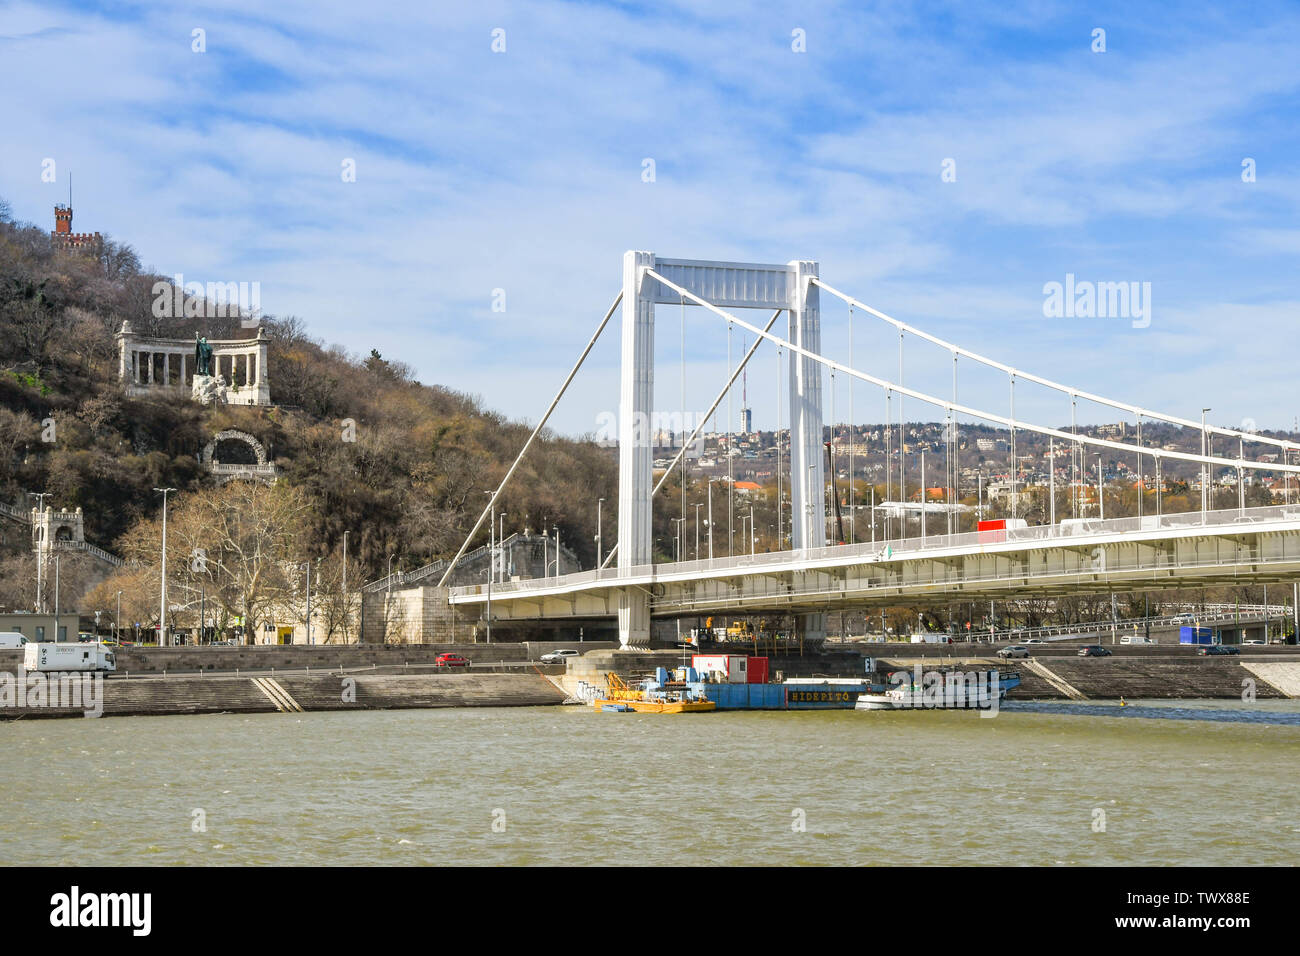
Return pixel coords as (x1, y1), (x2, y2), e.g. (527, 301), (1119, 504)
(747, 656), (769, 684)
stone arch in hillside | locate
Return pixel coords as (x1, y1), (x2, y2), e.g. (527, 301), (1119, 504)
(202, 429), (277, 482)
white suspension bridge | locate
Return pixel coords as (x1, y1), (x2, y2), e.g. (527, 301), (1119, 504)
(436, 252), (1300, 647)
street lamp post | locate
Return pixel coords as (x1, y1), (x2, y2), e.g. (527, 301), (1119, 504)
(304, 561), (313, 644)
(28, 491), (49, 613)
(342, 530), (349, 644)
(596, 497), (605, 569)
(707, 480), (714, 560)
(115, 590), (122, 643)
(154, 487), (176, 646)
(1096, 455), (1104, 520)
(498, 513), (508, 582)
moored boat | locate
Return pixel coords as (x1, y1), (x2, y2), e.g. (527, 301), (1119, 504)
(855, 668), (1020, 711)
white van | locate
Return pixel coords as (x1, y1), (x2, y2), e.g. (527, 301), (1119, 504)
(1120, 635), (1156, 645)
(0, 631), (29, 649)
(23, 641), (116, 673)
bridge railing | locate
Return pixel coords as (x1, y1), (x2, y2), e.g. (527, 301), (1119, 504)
(450, 502), (1300, 600)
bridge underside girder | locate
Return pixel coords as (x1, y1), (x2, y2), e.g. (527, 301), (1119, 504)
(459, 527), (1300, 623)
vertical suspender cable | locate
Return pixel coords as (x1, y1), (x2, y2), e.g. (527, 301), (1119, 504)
(1009, 373), (1017, 520)
(727, 321), (734, 557)
(681, 295), (687, 556)
(886, 389), (893, 541)
(898, 331), (905, 530)
(848, 304), (854, 544)
(777, 342), (783, 550)
(952, 351), (959, 533)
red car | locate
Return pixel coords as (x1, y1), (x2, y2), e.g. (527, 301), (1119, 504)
(435, 653), (471, 669)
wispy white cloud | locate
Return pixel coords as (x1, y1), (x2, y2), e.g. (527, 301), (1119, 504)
(2, 0), (1298, 434)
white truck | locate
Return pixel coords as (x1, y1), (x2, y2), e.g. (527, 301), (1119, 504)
(910, 632), (952, 644)
(23, 642), (117, 673)
(0, 631), (29, 649)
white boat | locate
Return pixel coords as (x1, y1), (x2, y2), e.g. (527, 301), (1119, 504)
(855, 669), (1018, 711)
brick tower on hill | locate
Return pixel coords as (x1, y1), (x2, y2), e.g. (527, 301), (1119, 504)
(51, 204), (102, 251)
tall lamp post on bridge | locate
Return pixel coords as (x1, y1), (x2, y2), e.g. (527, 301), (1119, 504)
(693, 503), (703, 560)
(153, 487), (176, 646)
(1201, 408), (1212, 523)
(596, 497), (605, 570)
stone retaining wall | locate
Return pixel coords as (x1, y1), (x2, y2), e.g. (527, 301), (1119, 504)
(0, 641), (616, 675)
(0, 671), (567, 720)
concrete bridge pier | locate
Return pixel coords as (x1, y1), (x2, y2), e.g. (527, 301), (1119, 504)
(788, 259), (827, 647)
(617, 251), (656, 647)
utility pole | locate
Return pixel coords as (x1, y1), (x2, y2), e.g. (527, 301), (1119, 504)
(154, 487), (176, 646)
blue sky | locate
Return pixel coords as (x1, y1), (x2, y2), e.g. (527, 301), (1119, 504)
(2, 0), (1299, 436)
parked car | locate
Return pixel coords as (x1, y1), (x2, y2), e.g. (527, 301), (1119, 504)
(540, 649), (581, 662)
(1078, 645), (1112, 657)
(1024, 638), (1046, 645)
(435, 653), (471, 668)
(997, 645), (1030, 659)
(1242, 639), (1265, 646)
(1199, 645), (1240, 656)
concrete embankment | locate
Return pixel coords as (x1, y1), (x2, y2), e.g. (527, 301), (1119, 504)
(874, 656), (1292, 700)
(0, 641), (614, 676)
(0, 670), (569, 720)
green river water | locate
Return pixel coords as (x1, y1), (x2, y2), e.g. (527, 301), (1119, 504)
(3, 701), (1298, 866)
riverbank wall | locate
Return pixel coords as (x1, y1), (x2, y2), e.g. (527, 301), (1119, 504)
(0, 671), (568, 720)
